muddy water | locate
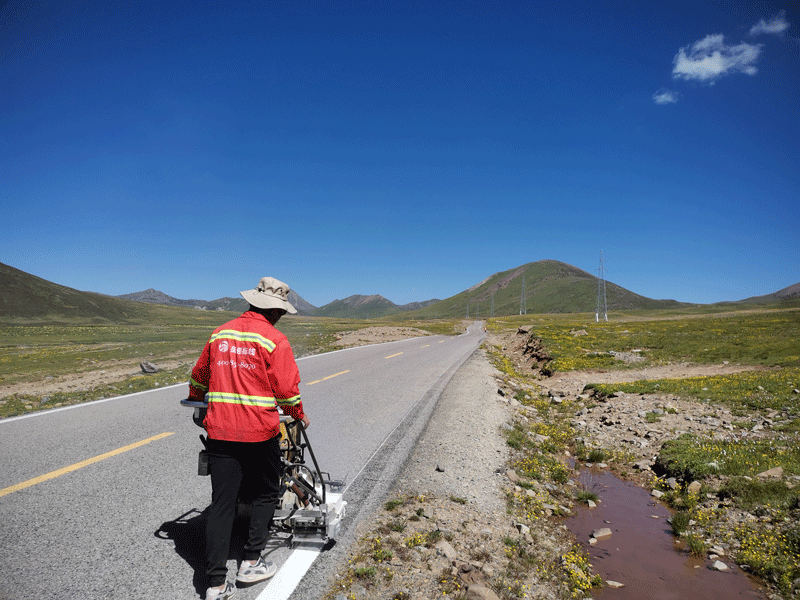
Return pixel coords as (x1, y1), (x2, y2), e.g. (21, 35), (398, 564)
(566, 470), (767, 600)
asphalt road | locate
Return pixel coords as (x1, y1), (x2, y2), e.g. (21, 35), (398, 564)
(0, 322), (484, 600)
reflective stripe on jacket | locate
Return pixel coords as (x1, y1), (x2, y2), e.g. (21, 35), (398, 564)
(189, 310), (305, 442)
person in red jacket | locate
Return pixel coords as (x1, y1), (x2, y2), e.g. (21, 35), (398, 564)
(189, 276), (309, 600)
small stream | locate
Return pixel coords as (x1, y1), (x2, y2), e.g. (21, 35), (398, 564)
(566, 469), (767, 600)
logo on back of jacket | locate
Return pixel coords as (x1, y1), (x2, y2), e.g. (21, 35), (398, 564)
(216, 339), (257, 370)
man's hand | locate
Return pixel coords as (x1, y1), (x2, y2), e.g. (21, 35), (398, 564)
(299, 415), (310, 429)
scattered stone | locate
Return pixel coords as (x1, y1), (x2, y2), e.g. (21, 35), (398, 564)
(592, 527), (612, 539)
(606, 580), (625, 588)
(651, 489), (665, 499)
(434, 540), (457, 560)
(712, 560), (729, 571)
(687, 481), (702, 495)
(466, 584), (502, 600)
(757, 466), (783, 479)
(140, 361), (159, 374)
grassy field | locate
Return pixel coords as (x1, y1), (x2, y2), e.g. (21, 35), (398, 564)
(0, 314), (460, 418)
(486, 306), (800, 597)
(490, 308), (800, 371)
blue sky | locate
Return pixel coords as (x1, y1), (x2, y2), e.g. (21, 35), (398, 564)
(2, 1), (797, 308)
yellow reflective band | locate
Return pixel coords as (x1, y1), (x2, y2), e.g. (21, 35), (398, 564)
(210, 330), (277, 352)
(276, 394), (301, 407)
(190, 377), (209, 391)
(207, 392), (277, 408)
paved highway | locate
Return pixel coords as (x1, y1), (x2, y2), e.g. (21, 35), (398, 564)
(0, 322), (484, 600)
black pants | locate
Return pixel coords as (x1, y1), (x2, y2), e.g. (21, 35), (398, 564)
(205, 436), (283, 588)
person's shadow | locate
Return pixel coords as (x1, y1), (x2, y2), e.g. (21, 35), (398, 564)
(155, 508), (208, 595)
(155, 504), (280, 597)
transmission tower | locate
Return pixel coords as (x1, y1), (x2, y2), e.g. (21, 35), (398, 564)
(596, 251), (608, 322)
(520, 274), (526, 315)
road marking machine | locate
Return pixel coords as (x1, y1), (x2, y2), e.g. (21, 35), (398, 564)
(181, 399), (346, 549)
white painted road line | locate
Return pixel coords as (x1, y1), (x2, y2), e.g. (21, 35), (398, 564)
(256, 548), (320, 600)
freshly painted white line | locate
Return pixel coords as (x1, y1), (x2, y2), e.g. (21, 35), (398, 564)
(256, 548), (320, 600)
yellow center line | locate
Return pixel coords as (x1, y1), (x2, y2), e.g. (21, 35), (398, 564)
(439, 340), (445, 343)
(305, 370), (350, 386)
(421, 344), (430, 348)
(385, 352), (403, 359)
(0, 432), (174, 498)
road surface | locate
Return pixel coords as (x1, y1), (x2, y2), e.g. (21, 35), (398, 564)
(0, 322), (484, 600)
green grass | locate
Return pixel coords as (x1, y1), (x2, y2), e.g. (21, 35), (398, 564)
(655, 433), (800, 481)
(718, 477), (799, 512)
(490, 308), (800, 373)
(586, 368), (800, 417)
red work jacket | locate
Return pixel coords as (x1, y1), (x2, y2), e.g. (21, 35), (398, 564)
(189, 311), (305, 442)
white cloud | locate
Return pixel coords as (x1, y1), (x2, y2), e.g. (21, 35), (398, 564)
(653, 88), (680, 105)
(672, 34), (762, 83)
(749, 11), (790, 36)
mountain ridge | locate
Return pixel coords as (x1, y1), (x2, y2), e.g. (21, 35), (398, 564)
(2, 260), (797, 323)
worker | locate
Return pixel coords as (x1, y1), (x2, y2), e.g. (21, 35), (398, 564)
(188, 276), (310, 600)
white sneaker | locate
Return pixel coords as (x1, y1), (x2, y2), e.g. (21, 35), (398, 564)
(236, 557), (277, 584)
(206, 581), (236, 600)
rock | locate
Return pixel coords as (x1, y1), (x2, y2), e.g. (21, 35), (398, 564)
(666, 477), (678, 490)
(506, 469), (521, 484)
(756, 466), (783, 479)
(712, 560), (729, 571)
(592, 527), (612, 539)
(140, 361), (159, 374)
(466, 585), (502, 600)
(436, 465), (445, 472)
(651, 489), (665, 499)
(606, 580), (625, 588)
(587, 500), (597, 509)
(434, 539), (457, 560)
(687, 481), (702, 495)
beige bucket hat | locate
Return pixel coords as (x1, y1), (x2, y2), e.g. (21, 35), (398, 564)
(240, 277), (297, 314)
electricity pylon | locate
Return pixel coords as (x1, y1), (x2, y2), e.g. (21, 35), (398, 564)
(596, 251), (608, 322)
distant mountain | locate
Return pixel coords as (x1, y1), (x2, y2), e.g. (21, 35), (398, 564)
(0, 262), (215, 325)
(737, 282), (800, 305)
(409, 260), (695, 319)
(311, 294), (439, 319)
(118, 289), (317, 316)
(118, 288), (206, 308)
(2, 260), (797, 324)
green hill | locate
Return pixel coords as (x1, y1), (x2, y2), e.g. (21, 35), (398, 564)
(0, 262), (236, 326)
(408, 260), (692, 319)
